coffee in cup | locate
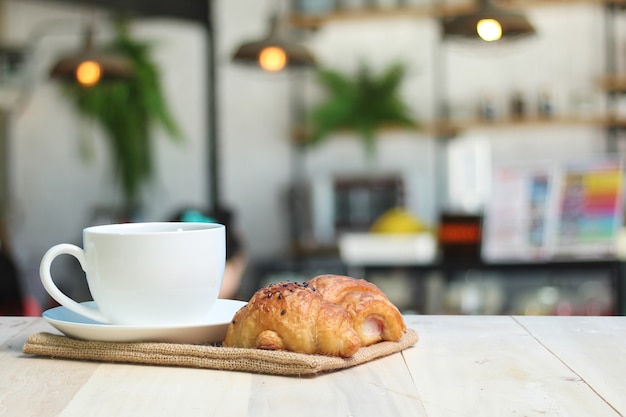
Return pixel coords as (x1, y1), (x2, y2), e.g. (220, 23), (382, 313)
(39, 222), (225, 326)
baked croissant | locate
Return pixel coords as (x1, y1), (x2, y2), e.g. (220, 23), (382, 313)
(222, 281), (361, 357)
(307, 274), (406, 346)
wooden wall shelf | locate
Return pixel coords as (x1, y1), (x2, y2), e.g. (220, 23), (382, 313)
(291, 114), (618, 143)
(288, 0), (626, 29)
(599, 74), (626, 92)
(440, 114), (626, 133)
(499, 0), (626, 8)
(447, 114), (618, 130)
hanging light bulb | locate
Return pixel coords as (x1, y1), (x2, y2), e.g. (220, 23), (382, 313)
(50, 26), (133, 85)
(442, 0), (535, 42)
(232, 15), (315, 72)
(477, 19), (502, 42)
(75, 60), (102, 86)
(259, 46), (287, 72)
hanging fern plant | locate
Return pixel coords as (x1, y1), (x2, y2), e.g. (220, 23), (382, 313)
(62, 18), (182, 215)
(307, 62), (417, 155)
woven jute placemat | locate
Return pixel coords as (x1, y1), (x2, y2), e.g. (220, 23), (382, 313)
(23, 329), (418, 376)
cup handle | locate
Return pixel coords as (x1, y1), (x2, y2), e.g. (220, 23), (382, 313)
(39, 243), (110, 324)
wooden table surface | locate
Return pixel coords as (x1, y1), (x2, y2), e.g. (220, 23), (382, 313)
(1, 315), (625, 417)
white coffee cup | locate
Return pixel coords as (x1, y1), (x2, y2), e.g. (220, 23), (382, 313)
(40, 222), (226, 326)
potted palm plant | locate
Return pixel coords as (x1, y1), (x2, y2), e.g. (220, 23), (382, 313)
(61, 18), (181, 218)
(306, 61), (417, 155)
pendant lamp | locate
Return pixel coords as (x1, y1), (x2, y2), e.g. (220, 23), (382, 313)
(49, 26), (133, 86)
(442, 0), (535, 42)
(232, 15), (315, 72)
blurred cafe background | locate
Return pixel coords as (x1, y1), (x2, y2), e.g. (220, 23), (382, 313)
(1, 0), (626, 317)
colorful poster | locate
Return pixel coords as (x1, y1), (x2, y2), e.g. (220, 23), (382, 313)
(482, 158), (623, 262)
(556, 160), (623, 256)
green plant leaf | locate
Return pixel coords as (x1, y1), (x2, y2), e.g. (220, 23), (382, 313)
(61, 17), (182, 213)
(307, 62), (417, 155)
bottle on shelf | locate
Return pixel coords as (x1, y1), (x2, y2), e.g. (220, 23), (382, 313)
(538, 88), (554, 118)
(479, 93), (497, 121)
(510, 90), (526, 120)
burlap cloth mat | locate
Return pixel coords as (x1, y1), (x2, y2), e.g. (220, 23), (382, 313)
(23, 329), (418, 376)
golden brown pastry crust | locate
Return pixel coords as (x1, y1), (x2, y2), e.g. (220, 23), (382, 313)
(308, 274), (406, 346)
(307, 274), (385, 302)
(222, 282), (361, 357)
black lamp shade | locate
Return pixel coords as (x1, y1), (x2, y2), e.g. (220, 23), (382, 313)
(442, 0), (535, 40)
(49, 51), (133, 82)
(232, 15), (315, 71)
(232, 38), (316, 69)
(49, 27), (133, 84)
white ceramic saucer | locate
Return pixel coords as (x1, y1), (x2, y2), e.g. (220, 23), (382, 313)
(42, 299), (246, 344)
